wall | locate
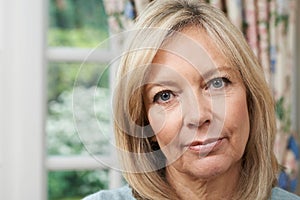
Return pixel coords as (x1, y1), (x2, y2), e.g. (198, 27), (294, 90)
(0, 0), (47, 199)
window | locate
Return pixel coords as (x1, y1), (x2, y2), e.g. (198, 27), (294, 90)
(46, 0), (122, 199)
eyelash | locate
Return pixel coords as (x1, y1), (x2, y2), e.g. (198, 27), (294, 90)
(153, 90), (175, 104)
(152, 76), (232, 104)
(205, 76), (231, 90)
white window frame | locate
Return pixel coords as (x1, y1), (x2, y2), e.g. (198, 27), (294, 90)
(0, 0), (122, 199)
(46, 47), (123, 190)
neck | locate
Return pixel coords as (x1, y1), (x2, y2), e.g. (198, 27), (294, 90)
(166, 162), (241, 200)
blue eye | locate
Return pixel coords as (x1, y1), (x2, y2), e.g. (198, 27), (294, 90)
(160, 92), (171, 101)
(207, 77), (231, 90)
(211, 78), (224, 88)
(153, 90), (174, 103)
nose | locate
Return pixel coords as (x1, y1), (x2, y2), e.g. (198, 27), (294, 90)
(182, 90), (212, 130)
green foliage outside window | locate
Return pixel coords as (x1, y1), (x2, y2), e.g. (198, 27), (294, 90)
(47, 0), (111, 199)
(48, 170), (109, 200)
(48, 0), (109, 47)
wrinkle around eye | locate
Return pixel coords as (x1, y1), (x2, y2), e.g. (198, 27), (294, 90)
(154, 90), (174, 103)
(157, 98), (180, 111)
(153, 90), (178, 107)
(206, 77), (231, 90)
(201, 77), (232, 97)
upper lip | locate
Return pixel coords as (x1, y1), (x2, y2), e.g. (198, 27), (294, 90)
(187, 137), (225, 147)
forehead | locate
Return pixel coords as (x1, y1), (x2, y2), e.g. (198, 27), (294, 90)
(149, 27), (231, 80)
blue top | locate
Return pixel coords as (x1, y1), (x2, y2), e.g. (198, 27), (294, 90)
(83, 185), (300, 200)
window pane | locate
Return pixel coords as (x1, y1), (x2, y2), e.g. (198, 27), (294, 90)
(48, 0), (109, 48)
(47, 62), (111, 156)
(48, 170), (109, 200)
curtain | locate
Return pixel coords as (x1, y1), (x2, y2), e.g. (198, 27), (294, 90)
(103, 0), (151, 34)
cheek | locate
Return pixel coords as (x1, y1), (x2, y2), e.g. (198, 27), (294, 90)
(148, 105), (182, 147)
(233, 93), (249, 130)
(225, 91), (250, 147)
(228, 97), (248, 122)
(148, 106), (166, 134)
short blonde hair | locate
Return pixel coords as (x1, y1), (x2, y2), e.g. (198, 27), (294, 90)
(113, 0), (279, 199)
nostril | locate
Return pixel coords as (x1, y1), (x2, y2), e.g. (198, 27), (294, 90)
(204, 119), (211, 125)
(187, 119), (210, 129)
(201, 119), (211, 128)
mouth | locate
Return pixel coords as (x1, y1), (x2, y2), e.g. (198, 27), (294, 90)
(187, 137), (226, 154)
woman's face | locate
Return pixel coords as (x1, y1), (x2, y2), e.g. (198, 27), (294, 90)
(143, 27), (250, 180)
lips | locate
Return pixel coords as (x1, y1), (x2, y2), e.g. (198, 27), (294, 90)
(187, 137), (225, 153)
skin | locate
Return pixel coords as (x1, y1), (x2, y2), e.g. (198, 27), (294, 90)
(143, 27), (250, 199)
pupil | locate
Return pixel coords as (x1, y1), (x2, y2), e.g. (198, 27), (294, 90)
(161, 92), (170, 101)
(213, 79), (223, 88)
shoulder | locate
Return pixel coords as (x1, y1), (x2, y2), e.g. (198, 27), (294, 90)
(271, 187), (300, 200)
(83, 185), (136, 200)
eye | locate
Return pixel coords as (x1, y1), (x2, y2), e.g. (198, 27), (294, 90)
(206, 77), (231, 90)
(211, 78), (224, 88)
(153, 90), (175, 104)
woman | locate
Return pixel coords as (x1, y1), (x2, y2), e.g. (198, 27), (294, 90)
(85, 0), (300, 199)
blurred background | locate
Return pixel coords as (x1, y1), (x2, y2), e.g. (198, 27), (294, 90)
(0, 0), (299, 199)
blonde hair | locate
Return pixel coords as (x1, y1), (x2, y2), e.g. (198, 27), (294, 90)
(113, 0), (279, 199)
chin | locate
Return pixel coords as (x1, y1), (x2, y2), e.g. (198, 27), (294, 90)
(184, 154), (239, 180)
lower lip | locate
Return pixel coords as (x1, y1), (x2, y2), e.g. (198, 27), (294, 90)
(188, 138), (225, 154)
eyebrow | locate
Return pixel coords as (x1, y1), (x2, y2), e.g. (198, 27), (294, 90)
(144, 80), (180, 93)
(201, 66), (238, 80)
(144, 66), (238, 92)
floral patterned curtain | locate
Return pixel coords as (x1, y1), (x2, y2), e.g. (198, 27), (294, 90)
(103, 0), (151, 34)
(102, 0), (299, 192)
